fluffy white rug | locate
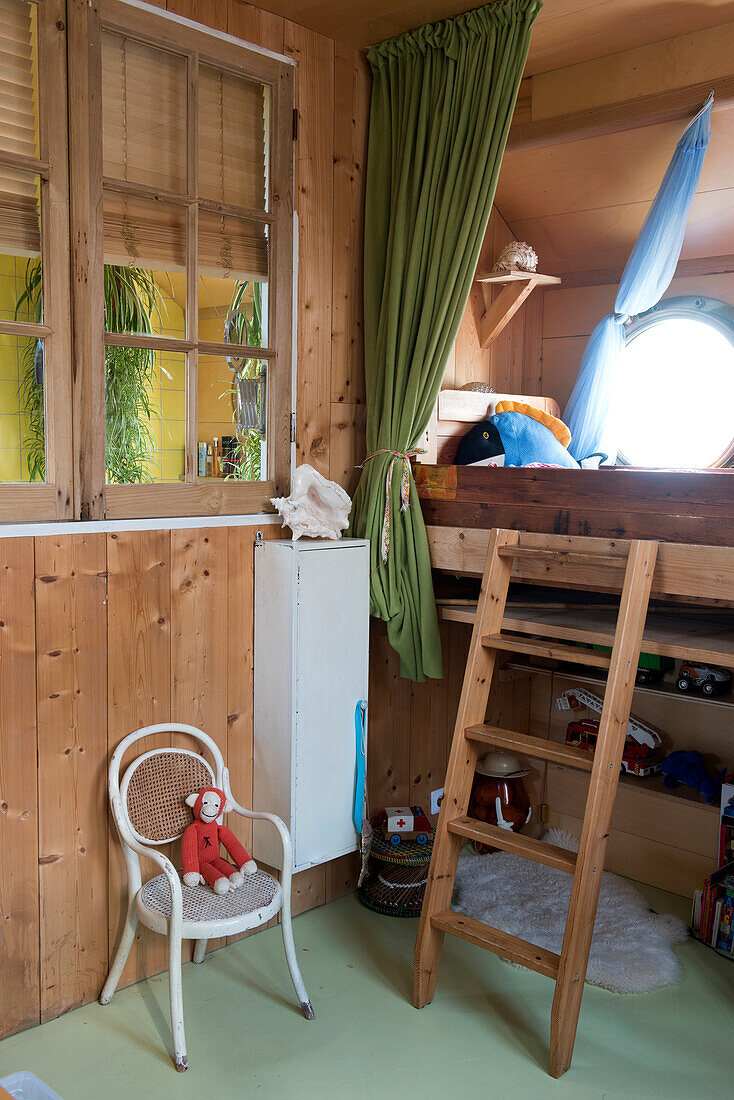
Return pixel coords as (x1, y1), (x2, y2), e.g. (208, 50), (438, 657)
(454, 827), (688, 993)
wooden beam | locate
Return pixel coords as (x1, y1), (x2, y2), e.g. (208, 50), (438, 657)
(556, 253), (734, 290)
(507, 75), (734, 154)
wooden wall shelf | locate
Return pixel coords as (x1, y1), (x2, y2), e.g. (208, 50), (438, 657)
(471, 270), (561, 348)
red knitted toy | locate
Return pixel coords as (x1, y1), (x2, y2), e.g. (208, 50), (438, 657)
(181, 787), (257, 895)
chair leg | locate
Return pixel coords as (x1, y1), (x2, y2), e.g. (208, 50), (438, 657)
(99, 903), (138, 1005)
(192, 938), (207, 964)
(169, 933), (188, 1071)
(281, 904), (314, 1020)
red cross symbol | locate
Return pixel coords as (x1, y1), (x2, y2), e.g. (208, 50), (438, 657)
(397, 819), (406, 828)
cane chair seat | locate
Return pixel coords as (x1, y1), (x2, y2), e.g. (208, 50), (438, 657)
(137, 869), (282, 938)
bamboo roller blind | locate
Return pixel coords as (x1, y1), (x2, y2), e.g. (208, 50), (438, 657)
(101, 31), (268, 281)
(0, 0), (40, 257)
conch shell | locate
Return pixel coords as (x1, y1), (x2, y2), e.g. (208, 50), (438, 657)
(493, 241), (539, 273)
(271, 464), (352, 540)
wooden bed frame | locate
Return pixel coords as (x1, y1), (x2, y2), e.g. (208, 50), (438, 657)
(417, 387), (734, 550)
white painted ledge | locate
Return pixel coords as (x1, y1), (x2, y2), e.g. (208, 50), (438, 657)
(0, 513), (282, 539)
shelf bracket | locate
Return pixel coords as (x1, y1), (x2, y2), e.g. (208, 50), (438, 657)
(471, 271), (561, 348)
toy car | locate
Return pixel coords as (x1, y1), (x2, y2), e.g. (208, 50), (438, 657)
(676, 662), (731, 697)
(565, 720), (663, 777)
(379, 806), (433, 846)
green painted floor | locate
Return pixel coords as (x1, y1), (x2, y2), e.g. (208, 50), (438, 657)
(0, 886), (731, 1099)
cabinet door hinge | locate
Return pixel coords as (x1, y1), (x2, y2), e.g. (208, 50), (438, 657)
(292, 108), (298, 141)
(290, 412), (297, 443)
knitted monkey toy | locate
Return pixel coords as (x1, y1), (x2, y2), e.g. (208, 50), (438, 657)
(181, 787), (257, 895)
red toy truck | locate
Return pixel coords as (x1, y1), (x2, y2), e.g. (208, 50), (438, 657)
(565, 719), (663, 777)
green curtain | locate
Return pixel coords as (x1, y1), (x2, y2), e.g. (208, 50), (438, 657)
(349, 0), (541, 682)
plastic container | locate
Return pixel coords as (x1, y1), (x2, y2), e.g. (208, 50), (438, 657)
(0, 1072), (63, 1100)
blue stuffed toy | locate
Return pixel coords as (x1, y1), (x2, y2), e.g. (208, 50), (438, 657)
(661, 750), (727, 804)
(454, 400), (605, 469)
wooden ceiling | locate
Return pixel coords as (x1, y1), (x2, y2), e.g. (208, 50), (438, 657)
(255, 0), (734, 277)
(255, 0), (734, 76)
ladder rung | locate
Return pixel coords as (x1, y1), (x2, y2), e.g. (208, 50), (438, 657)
(431, 908), (560, 980)
(464, 724), (594, 772)
(448, 816), (577, 874)
(481, 633), (612, 668)
(497, 546), (627, 570)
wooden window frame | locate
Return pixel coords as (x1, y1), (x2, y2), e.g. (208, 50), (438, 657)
(0, 0), (73, 521)
(68, 0), (294, 520)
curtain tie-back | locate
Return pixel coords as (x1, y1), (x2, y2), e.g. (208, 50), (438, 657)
(613, 313), (629, 326)
(360, 448), (426, 563)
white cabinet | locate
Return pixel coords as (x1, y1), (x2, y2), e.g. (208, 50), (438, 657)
(253, 537), (370, 872)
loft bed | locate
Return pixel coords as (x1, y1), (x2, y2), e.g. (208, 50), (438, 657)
(414, 391), (734, 898)
(415, 388), (734, 548)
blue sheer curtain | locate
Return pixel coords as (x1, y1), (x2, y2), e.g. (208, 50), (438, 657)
(564, 95), (713, 461)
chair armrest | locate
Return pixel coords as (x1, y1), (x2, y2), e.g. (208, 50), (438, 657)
(111, 794), (183, 927)
(222, 768), (294, 886)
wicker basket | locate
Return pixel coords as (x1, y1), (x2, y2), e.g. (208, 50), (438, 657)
(358, 830), (434, 917)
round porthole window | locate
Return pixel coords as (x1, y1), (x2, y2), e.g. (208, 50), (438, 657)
(611, 296), (734, 468)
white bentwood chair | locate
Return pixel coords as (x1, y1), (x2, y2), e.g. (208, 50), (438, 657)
(99, 723), (314, 1072)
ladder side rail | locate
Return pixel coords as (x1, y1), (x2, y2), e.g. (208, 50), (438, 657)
(549, 539), (659, 1078)
(413, 527), (519, 1009)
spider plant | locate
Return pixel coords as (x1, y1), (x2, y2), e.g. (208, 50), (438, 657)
(15, 260), (45, 482)
(103, 266), (161, 484)
(223, 279), (264, 481)
(16, 260), (164, 483)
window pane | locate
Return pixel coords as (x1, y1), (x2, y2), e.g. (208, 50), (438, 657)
(198, 64), (268, 211)
(199, 212), (268, 346)
(0, 0), (38, 160)
(102, 31), (187, 193)
(103, 192), (186, 338)
(105, 346), (186, 483)
(0, 167), (41, 323)
(0, 332), (45, 482)
(198, 355), (266, 481)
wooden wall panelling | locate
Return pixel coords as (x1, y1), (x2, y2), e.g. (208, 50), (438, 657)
(285, 22), (335, 477)
(546, 808), (716, 899)
(408, 622), (450, 821)
(35, 535), (108, 1023)
(367, 621), (413, 812)
(165, 0), (228, 31)
(0, 539), (39, 1039)
(171, 528), (228, 950)
(331, 43), (369, 411)
(106, 530), (176, 987)
(531, 22), (734, 120)
(227, 0), (285, 52)
(329, 402), (367, 497)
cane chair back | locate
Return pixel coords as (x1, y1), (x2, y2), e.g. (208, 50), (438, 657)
(111, 723), (226, 848)
(123, 749), (214, 844)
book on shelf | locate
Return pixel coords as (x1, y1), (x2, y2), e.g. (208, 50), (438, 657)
(695, 859), (734, 959)
(719, 781), (734, 867)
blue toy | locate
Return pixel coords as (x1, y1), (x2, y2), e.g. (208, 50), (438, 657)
(454, 401), (606, 469)
(661, 750), (727, 804)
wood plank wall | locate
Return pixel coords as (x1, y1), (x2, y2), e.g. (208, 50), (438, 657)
(0, 0), (372, 1041)
(1, 525), (363, 1040)
(441, 207), (544, 396)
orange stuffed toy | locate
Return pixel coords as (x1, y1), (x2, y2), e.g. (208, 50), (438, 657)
(181, 787), (257, 895)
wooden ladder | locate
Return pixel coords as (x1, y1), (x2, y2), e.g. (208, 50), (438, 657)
(414, 528), (659, 1078)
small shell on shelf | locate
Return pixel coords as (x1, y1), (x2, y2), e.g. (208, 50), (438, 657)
(493, 241), (539, 274)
